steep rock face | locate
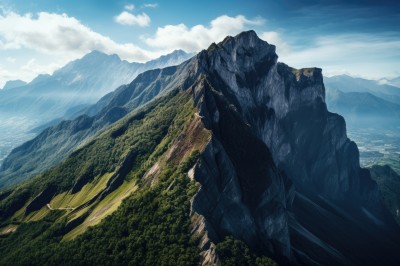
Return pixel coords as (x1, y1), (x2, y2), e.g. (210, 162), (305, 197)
(191, 77), (293, 260)
(204, 31), (382, 203)
(189, 31), (400, 265)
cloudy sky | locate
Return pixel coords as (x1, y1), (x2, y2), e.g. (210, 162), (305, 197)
(0, 0), (399, 88)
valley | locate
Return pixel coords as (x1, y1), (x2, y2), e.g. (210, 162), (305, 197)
(0, 116), (37, 166)
(348, 126), (400, 174)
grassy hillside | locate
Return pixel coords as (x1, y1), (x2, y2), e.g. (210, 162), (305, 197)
(0, 88), (206, 262)
(369, 165), (400, 226)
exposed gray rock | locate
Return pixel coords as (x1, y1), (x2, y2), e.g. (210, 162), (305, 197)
(191, 76), (292, 260)
(190, 30), (400, 265)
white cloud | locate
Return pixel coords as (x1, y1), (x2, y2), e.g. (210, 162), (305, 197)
(21, 58), (61, 76)
(124, 4), (135, 11)
(144, 15), (265, 52)
(259, 31), (290, 56)
(143, 3), (158, 8)
(6, 57), (16, 63)
(0, 11), (156, 62)
(278, 34), (400, 79)
(0, 65), (13, 87)
(114, 11), (150, 27)
(1, 58), (63, 88)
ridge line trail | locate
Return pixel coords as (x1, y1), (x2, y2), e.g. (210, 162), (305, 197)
(46, 203), (75, 211)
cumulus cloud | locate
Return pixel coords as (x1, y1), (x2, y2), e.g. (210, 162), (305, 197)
(0, 65), (13, 85)
(259, 31), (290, 56)
(124, 4), (135, 11)
(21, 58), (61, 76)
(114, 11), (150, 27)
(0, 11), (156, 62)
(144, 15), (265, 52)
(279, 34), (400, 79)
(143, 3), (158, 8)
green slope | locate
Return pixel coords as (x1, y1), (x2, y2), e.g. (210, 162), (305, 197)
(369, 165), (400, 226)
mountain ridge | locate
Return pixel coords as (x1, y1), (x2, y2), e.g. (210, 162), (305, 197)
(326, 88), (400, 127)
(324, 74), (400, 104)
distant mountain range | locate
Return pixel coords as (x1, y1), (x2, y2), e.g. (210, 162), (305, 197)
(326, 88), (400, 127)
(379, 76), (400, 87)
(0, 49), (192, 167)
(325, 75), (400, 104)
(0, 58), (197, 187)
(0, 49), (192, 120)
(325, 75), (400, 128)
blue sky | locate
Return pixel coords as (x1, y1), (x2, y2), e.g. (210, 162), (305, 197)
(0, 0), (399, 87)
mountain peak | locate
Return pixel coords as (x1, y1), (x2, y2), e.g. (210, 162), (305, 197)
(2, 79), (27, 90)
(219, 30), (259, 45)
(229, 29), (259, 42)
(83, 50), (121, 61)
(207, 30), (275, 55)
(197, 30), (278, 95)
(152, 49), (190, 61)
(169, 49), (188, 56)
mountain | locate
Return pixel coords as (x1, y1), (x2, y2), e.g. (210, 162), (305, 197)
(0, 54), (198, 188)
(0, 31), (399, 265)
(379, 76), (400, 87)
(324, 75), (400, 175)
(326, 88), (400, 127)
(0, 50), (192, 171)
(1, 80), (27, 90)
(324, 74), (400, 104)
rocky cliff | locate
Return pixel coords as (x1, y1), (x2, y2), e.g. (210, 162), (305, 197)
(189, 31), (400, 265)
